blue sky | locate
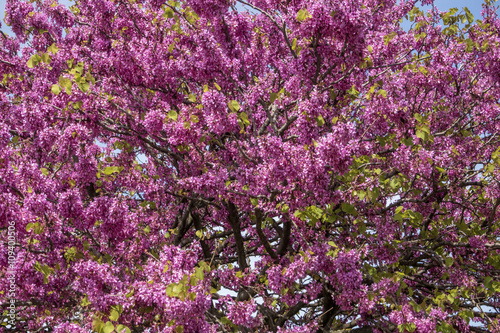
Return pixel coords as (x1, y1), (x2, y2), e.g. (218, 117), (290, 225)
(417, 0), (496, 21)
(0, 0), (494, 36)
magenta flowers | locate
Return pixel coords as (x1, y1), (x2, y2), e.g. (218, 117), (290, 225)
(1, 0), (500, 332)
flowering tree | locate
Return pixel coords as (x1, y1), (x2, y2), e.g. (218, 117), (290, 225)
(1, 0), (500, 332)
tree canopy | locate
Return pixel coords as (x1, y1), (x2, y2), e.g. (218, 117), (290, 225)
(1, 0), (500, 332)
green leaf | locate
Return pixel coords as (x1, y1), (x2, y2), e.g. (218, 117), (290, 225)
(436, 322), (455, 333)
(436, 166), (446, 173)
(78, 82), (90, 92)
(166, 285), (174, 297)
(402, 136), (413, 146)
(167, 110), (178, 121)
(86, 72), (96, 84)
(27, 54), (42, 68)
(228, 100), (240, 112)
(109, 309), (120, 321)
(103, 166), (120, 175)
(465, 38), (474, 52)
(378, 89), (387, 98)
(418, 66), (428, 76)
(72, 101), (83, 110)
(341, 203), (358, 215)
(356, 190), (366, 200)
(41, 168), (49, 176)
(102, 321), (114, 333)
(389, 178), (401, 190)
(125, 289), (134, 298)
(32, 222), (44, 235)
(481, 40), (489, 52)
(416, 125), (432, 142)
(347, 85), (359, 97)
(81, 295), (91, 306)
(239, 112), (250, 126)
(393, 213), (403, 222)
(26, 223), (34, 232)
(459, 309), (474, 323)
(47, 43), (59, 54)
(93, 318), (104, 332)
(270, 92), (278, 103)
(464, 7), (474, 24)
(445, 257), (453, 267)
(51, 84), (62, 95)
(163, 7), (175, 18)
(371, 187), (380, 202)
(143, 225), (151, 234)
(116, 325), (131, 333)
(296, 9), (311, 22)
(214, 82), (221, 91)
(195, 267), (204, 280)
(316, 115), (325, 126)
(58, 76), (72, 95)
(415, 129), (426, 141)
(250, 197), (259, 206)
(383, 32), (397, 45)
(172, 284), (183, 295)
(41, 53), (52, 64)
(280, 204), (289, 213)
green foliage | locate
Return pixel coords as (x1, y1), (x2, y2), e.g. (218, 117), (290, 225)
(296, 9), (311, 22)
